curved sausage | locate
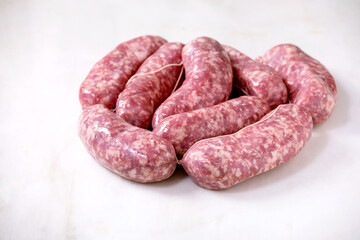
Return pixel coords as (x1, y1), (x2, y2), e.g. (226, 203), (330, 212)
(152, 37), (233, 128)
(78, 104), (177, 183)
(79, 35), (167, 109)
(153, 96), (271, 156)
(181, 104), (313, 190)
(257, 44), (337, 124)
(115, 42), (184, 129)
(223, 45), (288, 109)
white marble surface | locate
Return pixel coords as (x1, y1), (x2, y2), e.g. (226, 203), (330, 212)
(1, 0), (360, 239)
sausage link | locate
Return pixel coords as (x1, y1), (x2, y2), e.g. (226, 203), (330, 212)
(153, 96), (270, 156)
(115, 42), (184, 128)
(181, 104), (313, 190)
(257, 44), (337, 124)
(79, 35), (167, 109)
(78, 104), (177, 183)
(152, 37), (233, 128)
(223, 45), (288, 109)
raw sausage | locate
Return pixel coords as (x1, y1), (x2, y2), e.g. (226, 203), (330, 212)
(152, 37), (233, 128)
(78, 104), (177, 183)
(223, 45), (288, 109)
(115, 42), (184, 129)
(79, 35), (167, 109)
(153, 96), (270, 156)
(181, 104), (313, 190)
(257, 44), (337, 124)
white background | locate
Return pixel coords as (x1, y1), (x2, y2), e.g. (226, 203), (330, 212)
(1, 0), (360, 239)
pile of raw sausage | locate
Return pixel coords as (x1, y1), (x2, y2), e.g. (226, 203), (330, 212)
(78, 35), (337, 190)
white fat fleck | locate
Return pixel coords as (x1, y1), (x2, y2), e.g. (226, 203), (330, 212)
(131, 139), (145, 149)
(97, 127), (110, 135)
(139, 156), (148, 165)
(128, 169), (137, 178)
(217, 181), (227, 189)
(212, 148), (231, 159)
(326, 97), (335, 112)
(190, 90), (203, 105)
(282, 147), (289, 157)
(252, 159), (259, 169)
(235, 168), (241, 177)
(214, 168), (221, 177)
(158, 143), (169, 152)
(264, 151), (281, 172)
(112, 72), (120, 80)
(222, 163), (228, 173)
(133, 50), (147, 60)
(142, 168), (150, 179)
(109, 60), (119, 66)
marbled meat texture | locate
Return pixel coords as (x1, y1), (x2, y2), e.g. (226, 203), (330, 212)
(152, 37), (233, 128)
(223, 45), (287, 109)
(153, 96), (271, 156)
(181, 104), (313, 190)
(258, 44), (337, 124)
(79, 35), (167, 109)
(115, 42), (184, 129)
(78, 104), (177, 183)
